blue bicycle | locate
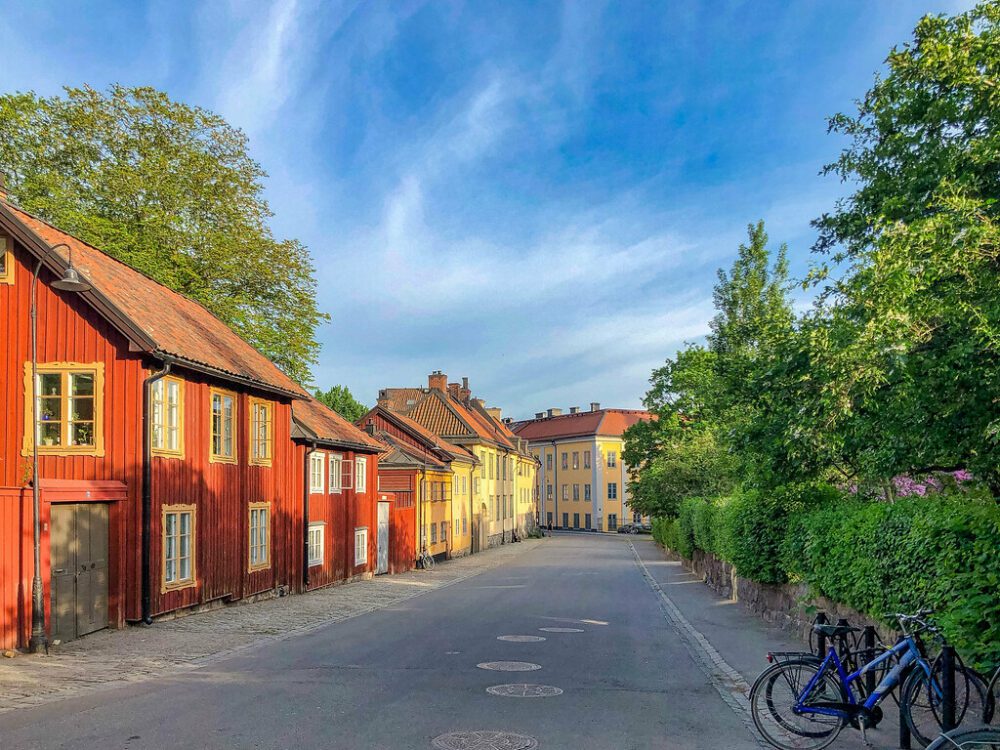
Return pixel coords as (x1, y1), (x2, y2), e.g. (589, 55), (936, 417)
(750, 610), (990, 749)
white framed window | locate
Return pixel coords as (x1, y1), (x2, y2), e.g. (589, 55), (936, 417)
(355, 457), (367, 492)
(151, 376), (184, 457)
(329, 454), (343, 492)
(462, 476), (467, 494)
(607, 451), (617, 468)
(354, 527), (368, 566)
(309, 452), (325, 493)
(608, 482), (618, 499)
(584, 450), (591, 468)
(248, 502), (270, 570)
(162, 505), (195, 590)
(308, 523), (325, 567)
(585, 484), (592, 501)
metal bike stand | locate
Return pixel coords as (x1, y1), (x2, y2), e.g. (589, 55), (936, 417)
(941, 645), (957, 732)
(815, 611), (828, 657)
(862, 625), (877, 697)
(898, 628), (912, 749)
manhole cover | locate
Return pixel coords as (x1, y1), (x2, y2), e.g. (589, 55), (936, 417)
(477, 661), (542, 672)
(497, 635), (545, 642)
(431, 730), (539, 750)
(486, 683), (563, 698)
(538, 627), (584, 633)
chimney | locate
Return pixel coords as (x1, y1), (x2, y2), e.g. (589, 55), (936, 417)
(590, 402), (601, 412)
(377, 389), (389, 407)
(462, 377), (469, 389)
(364, 423), (376, 436)
(486, 406), (502, 421)
(534, 412), (545, 419)
(547, 408), (563, 418)
(428, 370), (447, 391)
(472, 398), (486, 410)
(447, 382), (461, 400)
(569, 406), (580, 414)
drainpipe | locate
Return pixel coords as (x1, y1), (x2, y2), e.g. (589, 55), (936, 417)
(469, 462), (474, 555)
(141, 360), (172, 625)
(551, 440), (558, 530)
(302, 442), (317, 590)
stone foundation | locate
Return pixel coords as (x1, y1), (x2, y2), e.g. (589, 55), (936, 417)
(675, 547), (897, 645)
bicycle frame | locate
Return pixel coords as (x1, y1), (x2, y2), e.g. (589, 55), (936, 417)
(795, 635), (926, 718)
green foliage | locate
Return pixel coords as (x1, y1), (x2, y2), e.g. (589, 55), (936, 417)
(0, 84), (328, 384)
(654, 487), (1000, 669)
(314, 385), (368, 423)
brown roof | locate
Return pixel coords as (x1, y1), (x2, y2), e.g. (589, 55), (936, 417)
(380, 388), (426, 413)
(1, 201), (305, 397)
(513, 409), (654, 441)
(292, 397), (383, 451)
(374, 407), (474, 462)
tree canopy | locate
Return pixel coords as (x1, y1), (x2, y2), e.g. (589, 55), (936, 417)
(314, 385), (368, 424)
(626, 2), (1000, 511)
(0, 84), (327, 384)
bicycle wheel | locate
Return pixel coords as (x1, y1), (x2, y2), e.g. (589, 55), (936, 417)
(902, 661), (990, 746)
(750, 658), (848, 750)
(925, 726), (1000, 749)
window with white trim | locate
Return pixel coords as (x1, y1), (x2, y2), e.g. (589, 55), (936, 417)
(309, 452), (324, 493)
(608, 482), (618, 499)
(329, 454), (343, 492)
(607, 451), (617, 468)
(355, 457), (367, 492)
(248, 503), (270, 570)
(354, 527), (368, 566)
(210, 389), (237, 462)
(308, 523), (324, 567)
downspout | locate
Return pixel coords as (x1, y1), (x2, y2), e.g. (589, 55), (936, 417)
(303, 442), (317, 590)
(551, 440), (558, 529)
(141, 360), (172, 625)
(469, 462), (474, 555)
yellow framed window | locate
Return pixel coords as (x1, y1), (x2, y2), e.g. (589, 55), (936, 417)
(248, 502), (270, 570)
(249, 398), (272, 466)
(22, 362), (106, 456)
(162, 505), (196, 591)
(151, 376), (184, 457)
(0, 235), (13, 285)
(210, 388), (237, 463)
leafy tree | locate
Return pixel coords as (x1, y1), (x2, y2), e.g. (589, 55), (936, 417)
(314, 385), (368, 423)
(0, 84), (327, 383)
(809, 3), (1000, 493)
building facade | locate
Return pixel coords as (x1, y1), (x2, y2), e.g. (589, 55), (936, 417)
(513, 404), (653, 532)
(377, 372), (538, 549)
(0, 200), (309, 649)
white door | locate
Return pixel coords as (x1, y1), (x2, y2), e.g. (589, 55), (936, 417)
(376, 501), (390, 575)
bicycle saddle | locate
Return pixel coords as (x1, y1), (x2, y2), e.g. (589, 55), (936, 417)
(813, 623), (860, 637)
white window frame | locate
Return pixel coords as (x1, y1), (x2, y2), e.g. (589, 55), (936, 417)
(608, 482), (618, 499)
(308, 522), (325, 567)
(354, 527), (368, 566)
(355, 457), (367, 492)
(329, 453), (343, 493)
(607, 451), (617, 468)
(309, 452), (325, 494)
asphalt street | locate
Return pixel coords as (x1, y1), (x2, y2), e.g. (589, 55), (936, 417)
(1, 534), (763, 750)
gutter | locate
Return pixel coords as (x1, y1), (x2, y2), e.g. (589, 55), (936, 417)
(142, 360), (172, 625)
(303, 442), (318, 589)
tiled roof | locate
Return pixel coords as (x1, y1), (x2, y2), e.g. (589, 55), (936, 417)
(376, 407), (474, 463)
(2, 201), (305, 397)
(292, 397), (383, 451)
(460, 400), (515, 449)
(408, 392), (469, 437)
(380, 388), (426, 413)
(377, 433), (448, 470)
(513, 409), (654, 441)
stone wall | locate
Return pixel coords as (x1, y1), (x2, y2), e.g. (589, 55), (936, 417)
(677, 548), (898, 646)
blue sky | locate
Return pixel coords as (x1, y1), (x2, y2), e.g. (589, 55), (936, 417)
(0, 0), (973, 419)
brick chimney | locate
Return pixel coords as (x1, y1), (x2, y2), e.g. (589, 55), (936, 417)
(590, 402), (601, 412)
(428, 370), (447, 391)
(472, 398), (486, 410)
(459, 376), (471, 404)
(486, 406), (502, 421)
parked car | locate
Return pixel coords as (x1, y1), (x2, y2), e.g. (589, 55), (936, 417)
(633, 523), (652, 534)
(616, 524), (633, 534)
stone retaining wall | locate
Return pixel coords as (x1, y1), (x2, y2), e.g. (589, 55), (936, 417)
(675, 547), (898, 646)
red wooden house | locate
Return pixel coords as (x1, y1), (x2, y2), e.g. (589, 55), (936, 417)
(0, 199), (308, 649)
(290, 397), (384, 585)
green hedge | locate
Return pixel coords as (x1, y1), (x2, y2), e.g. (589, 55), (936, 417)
(654, 487), (1000, 668)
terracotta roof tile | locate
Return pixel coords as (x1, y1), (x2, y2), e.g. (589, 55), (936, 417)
(3, 202), (305, 396)
(513, 409), (654, 441)
(375, 407), (473, 462)
(408, 392), (468, 436)
(292, 397), (383, 451)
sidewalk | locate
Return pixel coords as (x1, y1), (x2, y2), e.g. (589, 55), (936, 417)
(0, 539), (541, 714)
(632, 538), (902, 750)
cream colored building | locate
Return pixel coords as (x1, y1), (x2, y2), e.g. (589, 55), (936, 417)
(513, 404), (653, 532)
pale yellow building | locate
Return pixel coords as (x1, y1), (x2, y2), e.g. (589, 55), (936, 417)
(513, 404), (653, 532)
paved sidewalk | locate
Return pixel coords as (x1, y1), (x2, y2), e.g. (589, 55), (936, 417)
(0, 539), (541, 714)
(632, 538), (901, 750)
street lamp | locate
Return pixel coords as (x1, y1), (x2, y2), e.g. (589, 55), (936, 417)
(28, 242), (92, 654)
